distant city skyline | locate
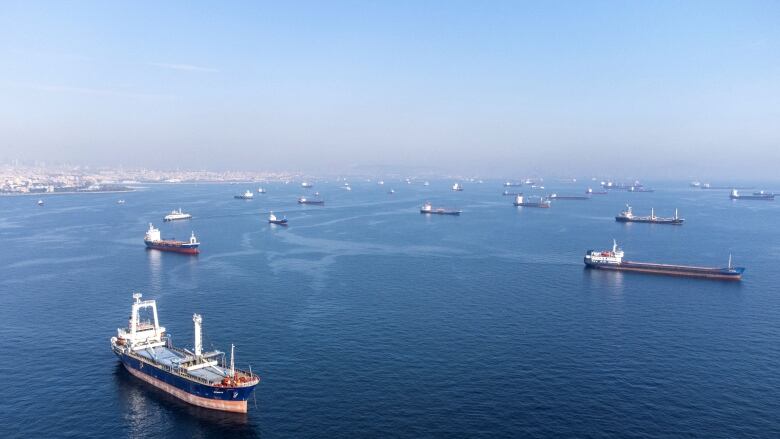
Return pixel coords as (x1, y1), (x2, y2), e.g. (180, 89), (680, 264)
(1, 1), (779, 179)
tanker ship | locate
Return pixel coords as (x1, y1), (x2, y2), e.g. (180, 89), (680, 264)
(144, 223), (200, 254)
(111, 293), (260, 413)
(729, 189), (775, 200)
(420, 201), (461, 215)
(584, 240), (744, 280)
(615, 205), (684, 225)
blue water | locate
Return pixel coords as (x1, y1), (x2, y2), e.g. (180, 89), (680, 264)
(1, 181), (779, 438)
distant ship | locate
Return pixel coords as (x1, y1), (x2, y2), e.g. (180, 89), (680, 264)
(586, 187), (608, 195)
(301, 182), (314, 188)
(37, 199), (44, 206)
(378, 180), (385, 185)
(423, 181), (430, 186)
(729, 189), (775, 200)
(234, 190), (254, 200)
(164, 208), (192, 222)
(117, 199), (126, 204)
(503, 190), (522, 196)
(388, 189), (395, 194)
(548, 193), (589, 200)
(144, 223), (200, 254)
(615, 205), (683, 225)
(420, 201), (461, 215)
(257, 187), (267, 194)
(111, 293), (260, 413)
(504, 181), (522, 187)
(584, 240), (744, 281)
(268, 211), (288, 225)
(452, 183), (463, 191)
(298, 196), (324, 205)
(690, 181), (701, 188)
(513, 194), (551, 208)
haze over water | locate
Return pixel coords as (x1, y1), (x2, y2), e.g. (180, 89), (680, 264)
(1, 181), (779, 438)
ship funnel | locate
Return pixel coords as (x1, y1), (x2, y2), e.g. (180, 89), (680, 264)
(193, 313), (203, 357)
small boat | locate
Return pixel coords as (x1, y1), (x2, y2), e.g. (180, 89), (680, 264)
(503, 190), (521, 196)
(423, 181), (430, 186)
(268, 211), (288, 225)
(452, 183), (463, 191)
(164, 208), (193, 222)
(420, 201), (461, 215)
(690, 181), (701, 188)
(504, 181), (522, 187)
(117, 199), (126, 204)
(298, 196), (324, 205)
(377, 180), (385, 185)
(234, 190), (254, 200)
(342, 186), (352, 191)
(301, 182), (314, 188)
(37, 199), (44, 206)
(257, 187), (267, 194)
(586, 187), (608, 195)
(388, 189), (395, 195)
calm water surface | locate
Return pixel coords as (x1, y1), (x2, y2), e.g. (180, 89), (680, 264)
(1, 180), (779, 438)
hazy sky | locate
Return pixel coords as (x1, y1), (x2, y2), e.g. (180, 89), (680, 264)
(1, 1), (778, 178)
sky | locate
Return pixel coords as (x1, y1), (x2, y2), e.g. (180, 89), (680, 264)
(1, 1), (779, 178)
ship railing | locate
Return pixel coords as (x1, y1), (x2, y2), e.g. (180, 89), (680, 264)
(127, 349), (259, 386)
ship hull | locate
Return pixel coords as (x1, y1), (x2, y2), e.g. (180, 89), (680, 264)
(549, 196), (589, 200)
(145, 241), (199, 254)
(298, 201), (324, 205)
(585, 259), (743, 280)
(420, 210), (460, 215)
(116, 352), (255, 413)
(730, 195), (774, 200)
(513, 203), (550, 208)
(615, 217), (683, 225)
(269, 220), (288, 225)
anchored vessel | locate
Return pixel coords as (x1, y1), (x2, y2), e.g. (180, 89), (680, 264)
(111, 293), (260, 413)
(268, 211), (288, 225)
(301, 181), (314, 188)
(144, 223), (200, 254)
(503, 190), (522, 196)
(420, 201), (461, 215)
(615, 205), (683, 225)
(164, 208), (192, 222)
(298, 196), (324, 205)
(504, 181), (522, 187)
(257, 187), (267, 194)
(586, 188), (608, 195)
(584, 240), (744, 280)
(37, 199), (44, 206)
(452, 183), (463, 191)
(548, 193), (589, 200)
(234, 190), (254, 200)
(513, 194), (551, 208)
(730, 189), (775, 200)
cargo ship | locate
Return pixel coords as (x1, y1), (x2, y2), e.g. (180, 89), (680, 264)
(420, 201), (461, 215)
(586, 188), (608, 195)
(298, 196), (324, 205)
(504, 181), (522, 187)
(268, 211), (288, 225)
(234, 190), (254, 200)
(111, 293), (260, 413)
(584, 240), (744, 280)
(163, 208), (192, 222)
(615, 205), (683, 225)
(513, 194), (551, 208)
(729, 189), (774, 200)
(548, 193), (589, 200)
(452, 183), (463, 191)
(144, 223), (200, 254)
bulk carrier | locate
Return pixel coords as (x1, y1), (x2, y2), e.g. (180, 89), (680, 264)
(584, 240), (744, 280)
(729, 189), (775, 200)
(144, 223), (200, 254)
(111, 293), (260, 412)
(615, 205), (683, 225)
(420, 202), (461, 215)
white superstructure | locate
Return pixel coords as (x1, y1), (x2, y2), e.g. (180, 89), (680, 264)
(584, 240), (624, 265)
(145, 223), (162, 242)
(164, 208), (192, 221)
(452, 183), (463, 191)
(115, 292), (167, 351)
(421, 202), (433, 212)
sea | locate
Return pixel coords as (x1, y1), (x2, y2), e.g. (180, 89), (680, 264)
(1, 180), (779, 438)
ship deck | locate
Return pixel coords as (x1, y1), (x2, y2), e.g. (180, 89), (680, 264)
(135, 346), (228, 384)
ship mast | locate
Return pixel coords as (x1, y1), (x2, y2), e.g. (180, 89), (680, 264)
(193, 313), (202, 358)
(230, 343), (235, 378)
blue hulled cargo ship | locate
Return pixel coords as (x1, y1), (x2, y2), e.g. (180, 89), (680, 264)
(111, 293), (260, 413)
